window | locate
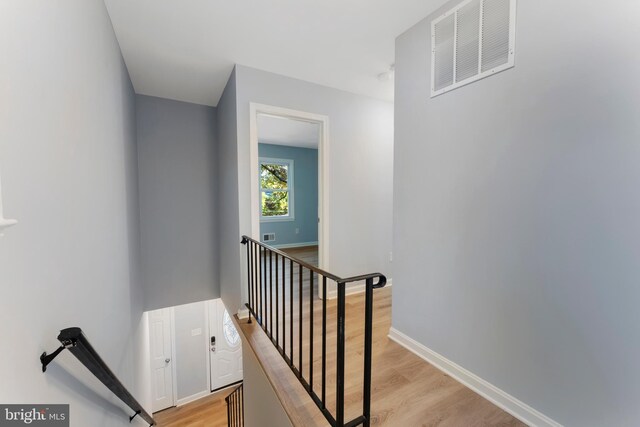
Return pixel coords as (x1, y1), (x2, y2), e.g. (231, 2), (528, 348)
(223, 309), (240, 347)
(259, 158), (294, 221)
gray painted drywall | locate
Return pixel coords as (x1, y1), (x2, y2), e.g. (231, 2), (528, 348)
(173, 302), (208, 400)
(259, 144), (318, 247)
(228, 65), (393, 311)
(242, 341), (293, 427)
(216, 68), (243, 314)
(0, 0), (150, 424)
(136, 95), (219, 310)
(393, 1), (640, 426)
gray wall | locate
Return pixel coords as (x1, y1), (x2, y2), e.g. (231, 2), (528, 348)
(228, 65), (394, 311)
(259, 144), (318, 247)
(173, 301), (208, 401)
(136, 95), (219, 310)
(242, 342), (293, 427)
(0, 0), (150, 424)
(216, 69), (243, 314)
(393, 1), (640, 426)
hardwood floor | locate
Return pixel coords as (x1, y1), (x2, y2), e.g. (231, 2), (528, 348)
(153, 386), (237, 427)
(239, 244), (526, 426)
(281, 246), (319, 267)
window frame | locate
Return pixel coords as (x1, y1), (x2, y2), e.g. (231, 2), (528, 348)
(259, 157), (295, 222)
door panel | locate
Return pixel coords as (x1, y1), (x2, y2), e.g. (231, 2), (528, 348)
(149, 308), (174, 412)
(208, 299), (243, 391)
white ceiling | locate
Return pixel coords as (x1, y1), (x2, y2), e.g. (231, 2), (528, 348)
(258, 114), (319, 149)
(103, 0), (440, 106)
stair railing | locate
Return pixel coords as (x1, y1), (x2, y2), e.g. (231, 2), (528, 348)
(41, 327), (155, 426)
(225, 382), (244, 427)
(241, 236), (387, 427)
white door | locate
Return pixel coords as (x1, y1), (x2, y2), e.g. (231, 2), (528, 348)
(149, 308), (175, 412)
(208, 299), (243, 391)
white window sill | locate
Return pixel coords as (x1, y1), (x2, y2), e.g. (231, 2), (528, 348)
(260, 216), (295, 223)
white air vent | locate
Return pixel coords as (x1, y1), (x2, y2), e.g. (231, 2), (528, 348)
(431, 0), (517, 97)
(263, 233), (276, 242)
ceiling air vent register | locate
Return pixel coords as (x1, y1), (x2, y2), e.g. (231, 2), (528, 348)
(431, 0), (516, 97)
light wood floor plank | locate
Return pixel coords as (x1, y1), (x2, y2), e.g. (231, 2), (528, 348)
(152, 381), (242, 426)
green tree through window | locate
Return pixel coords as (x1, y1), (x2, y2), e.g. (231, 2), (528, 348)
(260, 160), (293, 218)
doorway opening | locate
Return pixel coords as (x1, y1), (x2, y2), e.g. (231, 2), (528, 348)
(250, 104), (329, 286)
(146, 298), (242, 414)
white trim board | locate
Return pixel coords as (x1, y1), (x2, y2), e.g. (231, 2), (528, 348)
(388, 328), (562, 427)
(170, 308), (178, 408)
(176, 390), (210, 407)
(271, 241), (318, 249)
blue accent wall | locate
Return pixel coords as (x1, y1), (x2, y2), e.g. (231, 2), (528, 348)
(259, 143), (318, 246)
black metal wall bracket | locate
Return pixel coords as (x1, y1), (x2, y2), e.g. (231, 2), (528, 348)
(40, 346), (65, 372)
(129, 410), (141, 423)
(40, 336), (78, 372)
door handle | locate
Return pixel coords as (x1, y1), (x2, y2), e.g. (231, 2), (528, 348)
(165, 358), (171, 363)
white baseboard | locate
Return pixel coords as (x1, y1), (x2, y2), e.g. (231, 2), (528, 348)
(271, 241), (318, 249)
(176, 390), (209, 407)
(388, 328), (562, 427)
(326, 279), (392, 299)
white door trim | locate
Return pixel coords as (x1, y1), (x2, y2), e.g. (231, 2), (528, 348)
(249, 103), (330, 290)
(169, 308), (178, 407)
(205, 300), (212, 393)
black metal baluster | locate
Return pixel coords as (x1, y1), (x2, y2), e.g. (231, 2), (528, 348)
(263, 248), (267, 327)
(309, 269), (314, 391)
(253, 243), (258, 320)
(246, 242), (252, 323)
(299, 264), (303, 376)
(260, 245), (264, 325)
(269, 250), (273, 339)
(275, 253), (279, 346)
(263, 248), (266, 330)
(336, 282), (346, 427)
(282, 254), (286, 353)
(322, 275), (327, 408)
(249, 242), (253, 315)
(363, 278), (374, 427)
(290, 258), (294, 364)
